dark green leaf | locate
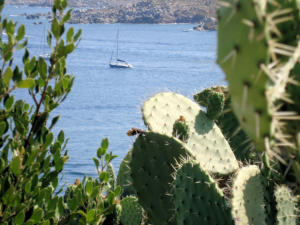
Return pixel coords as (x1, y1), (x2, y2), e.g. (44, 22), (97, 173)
(53, 0), (60, 9)
(0, 121), (7, 135)
(63, 9), (72, 23)
(86, 209), (96, 223)
(25, 180), (32, 193)
(49, 116), (60, 130)
(85, 178), (93, 195)
(47, 31), (52, 47)
(6, 20), (15, 36)
(16, 24), (25, 41)
(51, 18), (60, 40)
(16, 39), (28, 50)
(51, 176), (58, 189)
(44, 132), (53, 148)
(13, 66), (22, 82)
(101, 138), (109, 150)
(97, 147), (106, 158)
(23, 49), (29, 63)
(74, 29), (82, 42)
(15, 210), (25, 225)
(107, 191), (115, 205)
(93, 157), (99, 169)
(66, 27), (74, 42)
(67, 196), (78, 211)
(0, 0), (4, 11)
(28, 57), (37, 74)
(5, 95), (14, 110)
(65, 43), (75, 54)
(114, 185), (121, 197)
(54, 157), (64, 171)
(38, 57), (47, 80)
(60, 0), (67, 10)
(10, 156), (21, 176)
(0, 158), (5, 173)
(91, 186), (100, 199)
(56, 39), (65, 58)
(58, 130), (64, 143)
(3, 67), (13, 86)
(16, 78), (35, 88)
(30, 206), (43, 223)
(48, 196), (58, 211)
(100, 171), (109, 183)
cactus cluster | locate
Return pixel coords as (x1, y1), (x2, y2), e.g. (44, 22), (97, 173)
(120, 87), (299, 224)
(194, 86), (257, 161)
(218, 0), (300, 183)
(114, 0), (300, 224)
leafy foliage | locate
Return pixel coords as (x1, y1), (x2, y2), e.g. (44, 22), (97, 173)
(0, 0), (81, 223)
(61, 138), (121, 225)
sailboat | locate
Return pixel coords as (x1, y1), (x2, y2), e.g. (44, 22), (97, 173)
(109, 29), (132, 69)
(39, 26), (50, 60)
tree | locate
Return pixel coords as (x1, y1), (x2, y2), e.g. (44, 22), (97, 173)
(0, 0), (81, 223)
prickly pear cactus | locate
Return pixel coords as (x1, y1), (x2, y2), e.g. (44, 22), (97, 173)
(142, 92), (238, 175)
(218, 0), (300, 184)
(194, 86), (257, 161)
(130, 132), (193, 225)
(172, 115), (190, 142)
(120, 196), (143, 225)
(194, 87), (225, 120)
(173, 160), (234, 225)
(116, 149), (136, 197)
(275, 185), (298, 225)
(114, 203), (122, 225)
(231, 165), (267, 225)
(217, 0), (270, 150)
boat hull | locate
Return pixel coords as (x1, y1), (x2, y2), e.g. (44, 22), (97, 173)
(109, 62), (133, 69)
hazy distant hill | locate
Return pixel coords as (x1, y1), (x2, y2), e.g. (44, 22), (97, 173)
(6, 0), (217, 26)
(6, 0), (216, 13)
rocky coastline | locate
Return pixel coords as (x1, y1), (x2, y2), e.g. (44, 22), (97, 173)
(8, 0), (217, 30)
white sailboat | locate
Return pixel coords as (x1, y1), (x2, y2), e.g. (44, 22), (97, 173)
(109, 29), (132, 69)
(39, 26), (50, 60)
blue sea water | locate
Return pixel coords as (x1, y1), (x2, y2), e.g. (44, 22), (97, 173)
(3, 5), (225, 185)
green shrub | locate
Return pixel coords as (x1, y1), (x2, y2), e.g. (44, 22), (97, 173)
(0, 0), (82, 223)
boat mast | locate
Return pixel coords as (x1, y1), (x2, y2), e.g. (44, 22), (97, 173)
(116, 28), (119, 59)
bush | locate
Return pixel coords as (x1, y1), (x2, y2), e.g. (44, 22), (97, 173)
(0, 0), (81, 223)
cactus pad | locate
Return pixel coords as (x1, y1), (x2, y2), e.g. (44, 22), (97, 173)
(173, 160), (234, 225)
(116, 149), (136, 197)
(142, 92), (238, 175)
(231, 165), (266, 225)
(217, 0), (271, 150)
(194, 87), (225, 120)
(172, 116), (190, 142)
(130, 132), (192, 225)
(120, 196), (143, 225)
(195, 86), (257, 161)
(275, 185), (298, 225)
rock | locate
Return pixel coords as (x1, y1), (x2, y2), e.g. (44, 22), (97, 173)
(193, 16), (217, 31)
(26, 14), (40, 19)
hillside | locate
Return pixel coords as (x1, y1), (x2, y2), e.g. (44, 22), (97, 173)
(6, 0), (216, 9)
(6, 0), (217, 27)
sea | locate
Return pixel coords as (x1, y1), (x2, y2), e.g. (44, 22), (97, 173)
(3, 5), (225, 186)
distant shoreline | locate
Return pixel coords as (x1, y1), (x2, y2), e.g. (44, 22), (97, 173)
(7, 1), (217, 30)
